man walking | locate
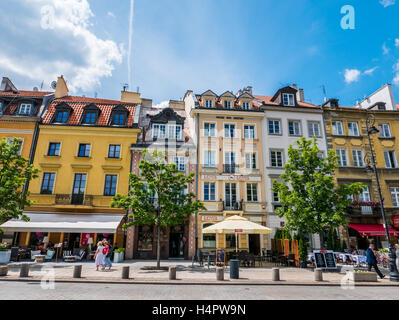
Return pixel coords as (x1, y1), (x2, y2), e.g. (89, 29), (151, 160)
(366, 244), (385, 279)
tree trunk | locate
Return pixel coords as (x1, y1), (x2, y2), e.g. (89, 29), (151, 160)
(157, 207), (161, 269)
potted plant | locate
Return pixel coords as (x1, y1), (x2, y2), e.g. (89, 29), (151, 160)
(113, 248), (126, 263)
(0, 243), (11, 264)
(298, 238), (308, 268)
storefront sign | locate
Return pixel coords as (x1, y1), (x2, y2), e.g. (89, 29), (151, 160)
(313, 250), (337, 269)
(235, 229), (243, 233)
(393, 215), (399, 228)
(202, 216), (223, 222)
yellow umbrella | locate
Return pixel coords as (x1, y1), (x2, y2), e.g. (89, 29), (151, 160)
(202, 215), (272, 252)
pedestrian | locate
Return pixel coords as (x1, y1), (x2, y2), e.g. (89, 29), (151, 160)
(94, 241), (105, 271)
(395, 243), (399, 271)
(103, 240), (113, 271)
(366, 244), (385, 279)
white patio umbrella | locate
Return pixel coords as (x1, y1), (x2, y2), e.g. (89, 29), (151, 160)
(202, 215), (273, 253)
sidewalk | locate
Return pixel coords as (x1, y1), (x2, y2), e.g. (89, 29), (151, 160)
(1, 260), (397, 286)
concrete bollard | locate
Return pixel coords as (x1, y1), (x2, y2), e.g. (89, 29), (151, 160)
(20, 263), (30, 277)
(169, 266), (177, 280)
(0, 266), (8, 277)
(216, 267), (224, 281)
(272, 268), (280, 281)
(314, 269), (323, 282)
(73, 265), (82, 278)
(122, 266), (130, 279)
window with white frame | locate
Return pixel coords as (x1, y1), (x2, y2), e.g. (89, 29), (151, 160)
(204, 151), (216, 167)
(152, 124), (166, 139)
(224, 100), (232, 109)
(359, 187), (370, 202)
(308, 121), (321, 137)
(332, 121), (344, 135)
(282, 93), (295, 106)
(336, 149), (348, 167)
(379, 124), (391, 138)
(272, 182), (280, 202)
(391, 188), (399, 207)
(204, 182), (216, 201)
(270, 150), (283, 167)
(168, 124), (182, 140)
(19, 103), (32, 115)
(242, 102), (250, 110)
(348, 122), (359, 136)
(268, 120), (281, 135)
(204, 123), (216, 137)
(288, 120), (301, 136)
(384, 151), (397, 168)
(205, 100), (213, 108)
(174, 156), (185, 171)
(245, 153), (257, 169)
(244, 125), (255, 139)
(224, 124), (235, 138)
(352, 150), (364, 167)
(246, 183), (258, 202)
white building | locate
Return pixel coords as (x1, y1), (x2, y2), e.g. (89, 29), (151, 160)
(355, 84), (397, 111)
(254, 85), (327, 249)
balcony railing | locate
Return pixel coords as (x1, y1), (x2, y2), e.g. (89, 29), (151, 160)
(55, 194), (93, 206)
(71, 194), (84, 205)
(223, 200), (243, 211)
(224, 164), (237, 174)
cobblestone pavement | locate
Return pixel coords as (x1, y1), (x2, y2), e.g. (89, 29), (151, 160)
(2, 260), (392, 284)
(0, 281), (398, 300)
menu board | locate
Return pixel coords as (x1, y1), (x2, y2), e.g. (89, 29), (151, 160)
(313, 250), (337, 269)
(216, 249), (225, 265)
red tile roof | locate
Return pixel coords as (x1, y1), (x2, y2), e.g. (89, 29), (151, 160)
(0, 90), (53, 98)
(42, 96), (137, 127)
(254, 95), (318, 109)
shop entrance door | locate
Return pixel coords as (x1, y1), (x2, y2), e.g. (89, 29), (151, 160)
(169, 225), (185, 258)
(249, 234), (260, 255)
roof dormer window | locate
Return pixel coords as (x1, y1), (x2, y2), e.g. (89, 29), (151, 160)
(242, 102), (250, 110)
(80, 104), (100, 125)
(52, 102), (72, 124)
(282, 93), (295, 106)
(109, 105), (129, 127)
(83, 112), (96, 124)
(205, 100), (213, 108)
(224, 101), (232, 109)
(19, 103), (32, 115)
(56, 111), (69, 123)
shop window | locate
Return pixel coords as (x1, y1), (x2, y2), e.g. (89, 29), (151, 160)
(138, 226), (153, 252)
(202, 224), (216, 248)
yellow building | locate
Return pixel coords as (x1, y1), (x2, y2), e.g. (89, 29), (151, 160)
(322, 99), (399, 250)
(184, 87), (267, 255)
(2, 77), (144, 253)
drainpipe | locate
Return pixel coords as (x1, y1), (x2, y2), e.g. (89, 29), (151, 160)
(195, 113), (199, 260)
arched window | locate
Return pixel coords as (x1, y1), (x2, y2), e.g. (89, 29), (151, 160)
(202, 223), (216, 248)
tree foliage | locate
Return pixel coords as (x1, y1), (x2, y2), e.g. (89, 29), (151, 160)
(273, 137), (365, 236)
(0, 138), (39, 224)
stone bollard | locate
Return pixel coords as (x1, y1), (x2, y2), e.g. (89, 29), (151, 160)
(169, 266), (177, 280)
(216, 267), (224, 281)
(20, 263), (30, 277)
(314, 269), (323, 282)
(73, 265), (82, 278)
(122, 266), (130, 279)
(0, 266), (8, 277)
(272, 268), (280, 281)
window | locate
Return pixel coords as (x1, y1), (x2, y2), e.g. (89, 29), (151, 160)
(244, 125), (255, 139)
(204, 151), (216, 167)
(245, 153), (257, 169)
(41, 173), (55, 195)
(268, 120), (281, 135)
(55, 111), (68, 123)
(242, 102), (250, 110)
(78, 144), (91, 157)
(112, 113), (126, 126)
(308, 121), (321, 137)
(282, 93), (295, 106)
(336, 149), (348, 167)
(104, 175), (117, 196)
(273, 189), (280, 203)
(152, 124), (166, 139)
(348, 122), (359, 136)
(203, 224), (216, 248)
(246, 183), (258, 202)
(384, 151), (397, 168)
(226, 234), (238, 248)
(19, 103), (32, 115)
(288, 120), (301, 136)
(138, 225), (153, 252)
(352, 150), (364, 167)
(224, 124), (235, 138)
(225, 183), (237, 208)
(72, 174), (86, 205)
(224, 152), (236, 173)
(83, 112), (96, 124)
(204, 123), (216, 137)
(391, 188), (399, 207)
(270, 150), (283, 167)
(224, 100), (232, 109)
(205, 100), (213, 108)
(168, 124), (182, 140)
(48, 143), (61, 156)
(204, 182), (216, 201)
(379, 124), (391, 138)
(108, 145), (121, 158)
(359, 187), (370, 202)
(174, 156), (185, 171)
(332, 121), (344, 135)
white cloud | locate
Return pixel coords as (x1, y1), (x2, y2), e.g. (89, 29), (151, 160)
(393, 61), (399, 86)
(0, 0), (123, 93)
(107, 11), (115, 18)
(153, 101), (169, 109)
(364, 67), (378, 75)
(383, 43), (390, 55)
(380, 0), (396, 7)
(344, 69), (361, 84)
(395, 39), (399, 47)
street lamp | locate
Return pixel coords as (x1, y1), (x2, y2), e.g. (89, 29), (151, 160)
(366, 113), (399, 282)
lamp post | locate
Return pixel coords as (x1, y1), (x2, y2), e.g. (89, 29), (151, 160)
(365, 113), (399, 282)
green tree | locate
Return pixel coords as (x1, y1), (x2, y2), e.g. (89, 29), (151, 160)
(111, 150), (205, 269)
(273, 137), (365, 247)
(298, 237), (308, 265)
(0, 138), (39, 227)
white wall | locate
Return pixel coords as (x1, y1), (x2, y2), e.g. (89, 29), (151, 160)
(355, 84), (397, 111)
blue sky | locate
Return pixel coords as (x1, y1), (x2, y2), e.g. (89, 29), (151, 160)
(0, 0), (399, 107)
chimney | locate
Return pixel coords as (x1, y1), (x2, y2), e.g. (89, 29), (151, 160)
(121, 90), (142, 104)
(54, 76), (69, 99)
(0, 77), (18, 92)
(297, 88), (305, 102)
(291, 84), (298, 90)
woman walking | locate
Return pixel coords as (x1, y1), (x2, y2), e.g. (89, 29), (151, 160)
(94, 241), (105, 271)
(103, 240), (113, 271)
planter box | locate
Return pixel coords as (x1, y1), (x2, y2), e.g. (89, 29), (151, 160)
(0, 266), (8, 276)
(113, 252), (125, 263)
(0, 251), (11, 264)
(348, 271), (378, 282)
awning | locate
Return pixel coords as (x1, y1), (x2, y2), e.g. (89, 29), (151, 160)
(348, 224), (399, 237)
(0, 212), (125, 234)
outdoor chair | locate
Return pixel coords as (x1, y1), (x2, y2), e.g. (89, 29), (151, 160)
(31, 250), (41, 260)
(74, 249), (86, 261)
(247, 254), (256, 267)
(45, 250), (55, 261)
(279, 255), (288, 267)
(287, 254), (296, 267)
